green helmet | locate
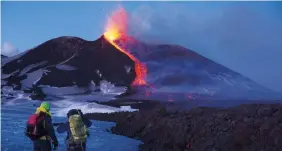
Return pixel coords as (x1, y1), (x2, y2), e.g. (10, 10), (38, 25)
(40, 101), (50, 111)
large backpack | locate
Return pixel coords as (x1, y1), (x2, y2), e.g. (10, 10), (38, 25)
(69, 114), (88, 143)
(25, 114), (46, 140)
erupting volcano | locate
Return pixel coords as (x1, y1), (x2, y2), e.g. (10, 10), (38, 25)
(2, 6), (277, 101)
(103, 6), (148, 86)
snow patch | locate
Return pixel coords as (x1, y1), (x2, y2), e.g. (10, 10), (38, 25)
(222, 77), (234, 86)
(43, 69), (51, 75)
(1, 86), (14, 94)
(52, 100), (138, 117)
(120, 106), (135, 110)
(1, 74), (10, 80)
(56, 64), (77, 71)
(40, 81), (125, 96)
(4, 93), (32, 106)
(244, 83), (253, 90)
(21, 69), (44, 89)
(60, 93), (116, 102)
(41, 85), (86, 95)
(1, 80), (7, 85)
(1, 89), (32, 105)
(96, 70), (102, 78)
(124, 65), (131, 73)
(222, 73), (232, 78)
(19, 61), (48, 76)
(203, 70), (217, 80)
(100, 80), (126, 95)
(88, 80), (96, 92)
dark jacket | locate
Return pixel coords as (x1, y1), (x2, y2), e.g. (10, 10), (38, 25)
(37, 112), (58, 144)
(57, 113), (92, 141)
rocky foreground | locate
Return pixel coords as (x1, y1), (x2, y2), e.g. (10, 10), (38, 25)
(86, 101), (282, 151)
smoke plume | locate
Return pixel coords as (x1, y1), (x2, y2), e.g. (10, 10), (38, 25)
(126, 2), (282, 93)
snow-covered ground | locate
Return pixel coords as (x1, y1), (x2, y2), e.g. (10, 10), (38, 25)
(1, 82), (140, 151)
(52, 99), (137, 117)
(1, 98), (140, 151)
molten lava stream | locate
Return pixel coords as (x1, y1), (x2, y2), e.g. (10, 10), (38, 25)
(133, 62), (147, 85)
(104, 36), (147, 85)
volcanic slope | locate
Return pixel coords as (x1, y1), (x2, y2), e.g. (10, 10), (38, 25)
(114, 36), (279, 100)
(1, 36), (136, 92)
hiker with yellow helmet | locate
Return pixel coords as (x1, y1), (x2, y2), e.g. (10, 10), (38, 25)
(25, 102), (59, 151)
(57, 109), (92, 151)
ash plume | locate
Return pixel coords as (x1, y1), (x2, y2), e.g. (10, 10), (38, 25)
(126, 2), (282, 93)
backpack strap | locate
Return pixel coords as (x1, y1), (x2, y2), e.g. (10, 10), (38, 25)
(43, 119), (46, 129)
(77, 109), (83, 117)
(36, 113), (47, 131)
(37, 113), (45, 124)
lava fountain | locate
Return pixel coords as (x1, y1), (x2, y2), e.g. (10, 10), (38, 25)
(103, 6), (147, 85)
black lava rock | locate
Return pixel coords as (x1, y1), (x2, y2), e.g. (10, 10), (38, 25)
(87, 103), (282, 151)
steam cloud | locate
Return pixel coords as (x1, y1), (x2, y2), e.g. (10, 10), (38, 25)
(126, 2), (282, 93)
(1, 42), (19, 57)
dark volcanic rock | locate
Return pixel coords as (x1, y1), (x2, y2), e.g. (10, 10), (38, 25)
(87, 103), (282, 151)
(2, 36), (136, 89)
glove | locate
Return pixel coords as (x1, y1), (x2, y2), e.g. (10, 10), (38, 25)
(53, 142), (58, 150)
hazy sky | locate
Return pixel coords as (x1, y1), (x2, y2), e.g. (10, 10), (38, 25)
(2, 1), (282, 93)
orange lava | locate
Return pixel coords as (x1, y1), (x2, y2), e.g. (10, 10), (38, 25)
(103, 6), (147, 85)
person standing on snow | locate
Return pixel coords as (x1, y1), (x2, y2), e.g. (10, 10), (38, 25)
(25, 102), (59, 151)
(57, 109), (92, 151)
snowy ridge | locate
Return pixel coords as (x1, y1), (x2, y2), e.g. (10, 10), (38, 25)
(1, 69), (19, 79)
(57, 53), (77, 65)
(19, 61), (48, 76)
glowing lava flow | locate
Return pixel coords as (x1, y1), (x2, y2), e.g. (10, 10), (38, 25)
(103, 6), (147, 85)
(105, 37), (148, 85)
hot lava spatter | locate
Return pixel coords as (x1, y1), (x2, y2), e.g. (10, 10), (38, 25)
(103, 6), (147, 85)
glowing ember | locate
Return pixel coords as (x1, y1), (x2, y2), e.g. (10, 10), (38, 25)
(103, 6), (147, 85)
